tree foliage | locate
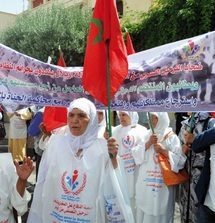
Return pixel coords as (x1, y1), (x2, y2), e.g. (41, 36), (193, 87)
(1, 0), (215, 63)
(121, 0), (215, 52)
(0, 4), (92, 66)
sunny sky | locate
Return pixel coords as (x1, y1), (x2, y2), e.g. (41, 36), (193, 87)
(0, 0), (28, 14)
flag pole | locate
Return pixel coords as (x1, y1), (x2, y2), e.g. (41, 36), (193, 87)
(148, 112), (155, 134)
(189, 112), (195, 133)
(105, 39), (113, 158)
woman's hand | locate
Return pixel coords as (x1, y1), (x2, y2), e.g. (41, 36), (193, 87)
(154, 143), (169, 158)
(184, 131), (195, 145)
(145, 134), (158, 150)
(14, 156), (34, 181)
(14, 156), (35, 197)
(107, 137), (119, 157)
(39, 122), (51, 137)
(154, 143), (165, 153)
(150, 134), (158, 144)
(104, 127), (109, 140)
(182, 143), (191, 154)
(107, 137), (119, 168)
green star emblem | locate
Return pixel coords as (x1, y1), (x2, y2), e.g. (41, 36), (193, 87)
(91, 18), (104, 45)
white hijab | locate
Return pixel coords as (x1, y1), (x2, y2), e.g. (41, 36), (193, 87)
(97, 109), (106, 128)
(116, 111), (139, 136)
(116, 111), (139, 126)
(66, 98), (98, 153)
(148, 112), (171, 141)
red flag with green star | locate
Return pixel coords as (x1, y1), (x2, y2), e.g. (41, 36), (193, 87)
(126, 31), (135, 55)
(82, 0), (128, 106)
(57, 49), (66, 67)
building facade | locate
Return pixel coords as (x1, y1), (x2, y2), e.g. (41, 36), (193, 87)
(0, 0), (152, 30)
(0, 12), (16, 30)
(27, 0), (152, 14)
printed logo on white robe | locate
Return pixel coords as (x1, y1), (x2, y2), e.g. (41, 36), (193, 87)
(104, 160), (135, 223)
(61, 170), (87, 196)
(51, 170), (91, 220)
(146, 152), (164, 193)
(153, 152), (159, 165)
(122, 135), (135, 149)
(121, 135), (135, 173)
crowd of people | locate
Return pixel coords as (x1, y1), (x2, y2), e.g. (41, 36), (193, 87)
(0, 99), (215, 223)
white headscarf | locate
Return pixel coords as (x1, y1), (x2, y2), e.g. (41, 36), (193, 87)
(116, 111), (139, 126)
(97, 109), (106, 127)
(66, 98), (98, 153)
(148, 112), (170, 141)
(116, 111), (139, 136)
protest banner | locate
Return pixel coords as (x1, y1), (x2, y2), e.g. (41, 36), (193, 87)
(1, 31), (215, 112)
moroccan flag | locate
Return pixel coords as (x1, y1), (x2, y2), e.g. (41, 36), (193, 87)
(43, 106), (68, 132)
(82, 0), (128, 106)
(57, 49), (66, 67)
(126, 32), (135, 55)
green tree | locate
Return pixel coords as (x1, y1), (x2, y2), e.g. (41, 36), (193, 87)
(2, 0), (215, 62)
(121, 0), (215, 52)
(0, 4), (92, 66)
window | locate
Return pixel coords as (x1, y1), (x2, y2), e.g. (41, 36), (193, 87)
(116, 0), (123, 17)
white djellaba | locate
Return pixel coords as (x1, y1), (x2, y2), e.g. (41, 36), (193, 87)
(27, 98), (134, 223)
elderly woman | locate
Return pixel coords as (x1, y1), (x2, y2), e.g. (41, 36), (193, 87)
(27, 98), (134, 223)
(132, 112), (186, 223)
(97, 109), (107, 139)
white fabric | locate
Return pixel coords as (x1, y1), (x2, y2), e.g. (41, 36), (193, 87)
(113, 111), (147, 220)
(0, 153), (31, 223)
(132, 112), (186, 223)
(97, 110), (106, 127)
(28, 98), (133, 222)
(30, 105), (37, 113)
(136, 206), (174, 223)
(97, 110), (106, 139)
(147, 112), (170, 139)
(116, 111), (139, 126)
(27, 135), (133, 222)
(204, 144), (215, 212)
(38, 135), (50, 151)
(105, 158), (134, 223)
(9, 114), (27, 139)
(98, 125), (106, 139)
(39, 126), (68, 151)
(113, 124), (147, 199)
(67, 98), (98, 153)
(97, 110), (116, 138)
(52, 125), (68, 135)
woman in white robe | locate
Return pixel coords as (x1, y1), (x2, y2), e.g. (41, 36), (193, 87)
(132, 112), (186, 223)
(97, 109), (106, 139)
(113, 111), (147, 216)
(0, 153), (34, 223)
(27, 98), (134, 223)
